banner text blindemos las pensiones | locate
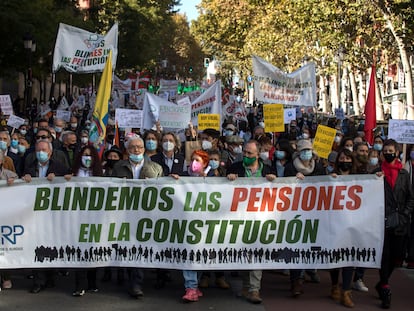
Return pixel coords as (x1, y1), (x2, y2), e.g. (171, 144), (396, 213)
(0, 175), (384, 270)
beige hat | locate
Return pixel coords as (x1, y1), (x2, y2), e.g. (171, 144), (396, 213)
(296, 139), (313, 152)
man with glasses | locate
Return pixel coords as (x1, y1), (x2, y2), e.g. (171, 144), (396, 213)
(24, 128), (70, 173)
(226, 139), (277, 304)
(111, 136), (163, 298)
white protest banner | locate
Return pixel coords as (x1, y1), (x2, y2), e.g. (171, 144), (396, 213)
(6, 114), (25, 129)
(252, 55), (316, 107)
(284, 108), (296, 124)
(115, 108), (143, 129)
(113, 75), (132, 94)
(0, 175), (384, 270)
(142, 93), (191, 130)
(222, 96), (248, 122)
(0, 95), (13, 115)
(56, 109), (71, 122)
(388, 119), (414, 144)
(191, 80), (222, 126)
(52, 23), (118, 73)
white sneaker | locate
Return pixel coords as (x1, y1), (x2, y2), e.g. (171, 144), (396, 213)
(353, 279), (368, 292)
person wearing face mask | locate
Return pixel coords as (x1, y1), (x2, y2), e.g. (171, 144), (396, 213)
(367, 149), (380, 173)
(272, 138), (295, 178)
(339, 137), (354, 153)
(328, 148), (357, 307)
(223, 123), (237, 137)
(22, 139), (71, 294)
(151, 132), (186, 178)
(373, 135), (384, 152)
(221, 135), (244, 170)
(53, 118), (66, 141)
(68, 145), (103, 296)
(199, 128), (221, 153)
(257, 135), (274, 166)
(0, 130), (18, 175)
(284, 139), (326, 298)
(373, 139), (414, 309)
(79, 130), (89, 148)
(142, 130), (160, 159)
(111, 136), (163, 298)
(404, 144), (414, 270)
(168, 150), (214, 302)
(226, 140), (277, 304)
(102, 145), (122, 177)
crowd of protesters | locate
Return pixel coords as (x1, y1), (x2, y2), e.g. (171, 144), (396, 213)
(0, 96), (413, 310)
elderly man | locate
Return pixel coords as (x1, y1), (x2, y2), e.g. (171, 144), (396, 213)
(23, 139), (71, 293)
(112, 136), (163, 298)
(227, 139), (277, 304)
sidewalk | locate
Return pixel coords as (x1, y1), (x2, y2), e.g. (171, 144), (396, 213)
(0, 268), (413, 310)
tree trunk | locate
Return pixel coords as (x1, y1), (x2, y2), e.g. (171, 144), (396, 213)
(383, 12), (414, 120)
(348, 66), (360, 115)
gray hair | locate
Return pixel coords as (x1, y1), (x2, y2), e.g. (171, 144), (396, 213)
(125, 136), (144, 150)
(36, 139), (53, 153)
(0, 130), (10, 142)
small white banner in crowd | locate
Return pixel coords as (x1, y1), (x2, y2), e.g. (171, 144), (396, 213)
(56, 109), (71, 122)
(142, 93), (191, 130)
(252, 55), (316, 107)
(52, 23), (118, 73)
(191, 80), (222, 126)
(6, 115), (25, 129)
(388, 119), (414, 144)
(0, 94), (13, 116)
(115, 108), (143, 129)
(0, 175), (384, 270)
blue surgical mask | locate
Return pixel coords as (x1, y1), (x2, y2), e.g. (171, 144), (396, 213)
(17, 145), (26, 154)
(81, 155), (92, 168)
(224, 130), (234, 136)
(299, 150), (313, 161)
(209, 160), (220, 170)
(373, 143), (383, 151)
(129, 153), (143, 163)
(145, 140), (157, 151)
(369, 157), (379, 166)
(0, 141), (7, 151)
(327, 165), (334, 173)
(36, 151), (49, 163)
(11, 139), (19, 148)
(275, 150), (286, 160)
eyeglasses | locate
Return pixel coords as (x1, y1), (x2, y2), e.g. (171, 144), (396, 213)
(36, 135), (49, 139)
(129, 145), (144, 150)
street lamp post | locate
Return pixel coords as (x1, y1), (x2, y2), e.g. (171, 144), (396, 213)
(23, 33), (36, 122)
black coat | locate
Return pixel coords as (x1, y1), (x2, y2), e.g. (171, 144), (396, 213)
(227, 159), (276, 177)
(375, 166), (414, 236)
(24, 157), (71, 177)
(150, 152), (186, 176)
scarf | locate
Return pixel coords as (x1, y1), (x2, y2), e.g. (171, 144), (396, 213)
(293, 156), (315, 175)
(381, 159), (403, 190)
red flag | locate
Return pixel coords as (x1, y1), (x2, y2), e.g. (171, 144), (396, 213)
(113, 121), (120, 147)
(364, 66), (376, 145)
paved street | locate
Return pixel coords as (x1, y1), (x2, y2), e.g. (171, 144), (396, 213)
(1, 267), (413, 311)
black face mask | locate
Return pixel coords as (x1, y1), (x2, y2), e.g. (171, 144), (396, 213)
(338, 161), (353, 172)
(106, 159), (119, 168)
(68, 143), (76, 150)
(383, 153), (396, 163)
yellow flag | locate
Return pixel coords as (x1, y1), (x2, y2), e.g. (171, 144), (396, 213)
(89, 50), (113, 156)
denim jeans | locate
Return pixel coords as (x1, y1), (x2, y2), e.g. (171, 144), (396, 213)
(183, 270), (199, 289)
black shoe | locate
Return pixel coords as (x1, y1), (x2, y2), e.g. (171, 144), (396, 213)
(128, 288), (144, 298)
(30, 284), (43, 294)
(72, 289), (85, 297)
(380, 287), (391, 309)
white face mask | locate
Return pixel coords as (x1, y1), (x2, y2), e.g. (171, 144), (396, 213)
(81, 137), (88, 144)
(259, 151), (269, 161)
(202, 140), (213, 150)
(162, 141), (175, 152)
(233, 146), (242, 154)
